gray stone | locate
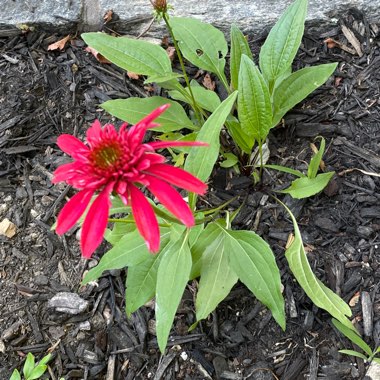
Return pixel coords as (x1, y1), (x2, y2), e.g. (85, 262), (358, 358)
(0, 0), (82, 33)
(34, 274), (49, 286)
(91, 0), (380, 36)
(48, 292), (89, 314)
(1, 0), (379, 36)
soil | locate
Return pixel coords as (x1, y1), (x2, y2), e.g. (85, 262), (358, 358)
(0, 7), (379, 380)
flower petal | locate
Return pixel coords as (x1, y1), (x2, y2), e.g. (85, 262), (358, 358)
(86, 119), (103, 146)
(56, 135), (88, 158)
(56, 189), (95, 235)
(52, 162), (79, 183)
(129, 185), (160, 253)
(148, 141), (209, 150)
(146, 164), (207, 194)
(145, 175), (195, 227)
(80, 183), (113, 258)
(127, 105), (170, 147)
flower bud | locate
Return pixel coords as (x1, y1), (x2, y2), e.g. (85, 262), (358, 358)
(151, 0), (168, 13)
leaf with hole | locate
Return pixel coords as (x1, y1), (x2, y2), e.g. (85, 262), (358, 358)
(170, 17), (228, 83)
(101, 97), (196, 132)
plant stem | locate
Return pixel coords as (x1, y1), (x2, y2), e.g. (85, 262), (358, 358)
(108, 218), (171, 228)
(163, 13), (203, 126)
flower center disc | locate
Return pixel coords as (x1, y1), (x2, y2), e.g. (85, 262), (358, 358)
(90, 142), (122, 171)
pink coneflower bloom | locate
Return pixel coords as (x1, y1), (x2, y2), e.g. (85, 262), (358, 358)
(53, 105), (207, 258)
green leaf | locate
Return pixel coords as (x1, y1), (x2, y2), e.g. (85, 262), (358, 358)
(101, 97), (196, 132)
(82, 32), (172, 76)
(308, 136), (326, 179)
(222, 227), (286, 329)
(169, 85), (221, 113)
(332, 319), (373, 356)
(125, 247), (162, 316)
(156, 232), (192, 352)
(373, 358), (380, 364)
(195, 224), (238, 322)
(144, 72), (183, 84)
(220, 153), (239, 168)
(23, 352), (35, 379)
(190, 220), (226, 280)
(238, 55), (272, 142)
(259, 0), (308, 91)
(157, 132), (198, 154)
(83, 228), (171, 284)
(109, 196), (130, 215)
(226, 116), (254, 153)
(188, 222), (204, 248)
(185, 91), (237, 182)
(9, 369), (21, 380)
(230, 24), (253, 90)
(280, 172), (334, 199)
(272, 63), (337, 126)
(338, 350), (369, 361)
(170, 17), (228, 81)
(28, 365), (48, 380)
(37, 353), (52, 366)
(105, 220), (135, 245)
(281, 201), (354, 330)
(263, 164), (306, 178)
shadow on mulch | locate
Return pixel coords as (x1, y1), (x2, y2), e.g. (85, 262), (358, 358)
(0, 7), (379, 380)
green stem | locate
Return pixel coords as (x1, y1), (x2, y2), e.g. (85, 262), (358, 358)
(200, 195), (239, 215)
(163, 13), (203, 126)
(108, 218), (171, 228)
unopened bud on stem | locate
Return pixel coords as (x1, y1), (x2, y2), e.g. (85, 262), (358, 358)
(150, 0), (168, 14)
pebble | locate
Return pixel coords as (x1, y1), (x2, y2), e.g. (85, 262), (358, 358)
(15, 187), (28, 199)
(41, 195), (54, 206)
(357, 225), (373, 238)
(79, 321), (91, 331)
(35, 274), (49, 285)
(48, 292), (89, 315)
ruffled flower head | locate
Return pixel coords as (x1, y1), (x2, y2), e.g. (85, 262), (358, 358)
(53, 105), (207, 258)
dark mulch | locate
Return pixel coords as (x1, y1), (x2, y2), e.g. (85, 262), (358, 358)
(0, 7), (379, 380)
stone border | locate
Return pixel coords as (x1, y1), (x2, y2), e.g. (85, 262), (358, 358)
(1, 0), (379, 37)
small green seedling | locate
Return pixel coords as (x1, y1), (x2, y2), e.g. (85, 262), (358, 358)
(332, 319), (380, 363)
(10, 352), (51, 380)
(265, 136), (334, 198)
